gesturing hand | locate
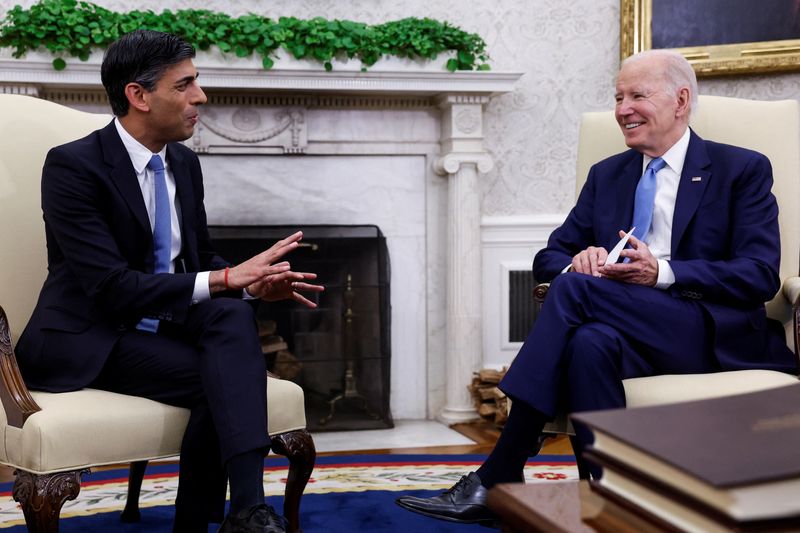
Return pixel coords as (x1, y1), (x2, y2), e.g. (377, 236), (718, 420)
(597, 230), (659, 286)
(211, 231), (304, 293)
(248, 271), (325, 308)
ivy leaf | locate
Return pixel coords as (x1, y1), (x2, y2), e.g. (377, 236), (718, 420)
(446, 58), (458, 72)
(52, 57), (66, 70)
(262, 56), (274, 69)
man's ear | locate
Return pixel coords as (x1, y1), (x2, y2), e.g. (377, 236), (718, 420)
(124, 83), (150, 113)
(675, 87), (691, 118)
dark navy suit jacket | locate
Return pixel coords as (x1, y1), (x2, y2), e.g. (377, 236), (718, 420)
(534, 130), (797, 373)
(16, 121), (230, 391)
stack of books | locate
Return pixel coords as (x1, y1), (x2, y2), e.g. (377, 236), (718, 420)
(571, 384), (800, 532)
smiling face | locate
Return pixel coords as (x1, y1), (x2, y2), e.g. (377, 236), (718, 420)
(614, 55), (690, 157)
(140, 58), (207, 150)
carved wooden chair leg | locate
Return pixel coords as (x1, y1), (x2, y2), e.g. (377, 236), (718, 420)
(12, 468), (86, 533)
(120, 460), (149, 522)
(271, 429), (316, 533)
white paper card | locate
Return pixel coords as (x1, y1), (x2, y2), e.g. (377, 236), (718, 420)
(605, 227), (635, 265)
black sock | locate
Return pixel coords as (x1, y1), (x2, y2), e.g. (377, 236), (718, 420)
(475, 401), (548, 489)
(226, 450), (265, 514)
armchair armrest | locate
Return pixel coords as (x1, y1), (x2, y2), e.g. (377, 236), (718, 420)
(533, 282), (550, 304)
(0, 305), (41, 428)
(783, 276), (800, 307)
(785, 277), (800, 365)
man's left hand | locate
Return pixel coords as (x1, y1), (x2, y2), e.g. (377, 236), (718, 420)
(597, 231), (658, 286)
(248, 271), (325, 308)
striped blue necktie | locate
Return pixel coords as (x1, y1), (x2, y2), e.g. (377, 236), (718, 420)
(137, 154), (170, 333)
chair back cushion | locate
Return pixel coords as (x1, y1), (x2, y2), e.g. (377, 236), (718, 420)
(575, 95), (800, 327)
(0, 95), (111, 344)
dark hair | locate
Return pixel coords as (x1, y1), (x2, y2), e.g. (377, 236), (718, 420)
(101, 30), (196, 116)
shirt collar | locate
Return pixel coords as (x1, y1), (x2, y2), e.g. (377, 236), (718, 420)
(643, 126), (691, 175)
(114, 118), (168, 174)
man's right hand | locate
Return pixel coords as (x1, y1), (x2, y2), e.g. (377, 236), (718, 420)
(570, 246), (608, 277)
(210, 231), (303, 293)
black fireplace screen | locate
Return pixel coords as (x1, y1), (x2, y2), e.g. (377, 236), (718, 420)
(209, 225), (393, 431)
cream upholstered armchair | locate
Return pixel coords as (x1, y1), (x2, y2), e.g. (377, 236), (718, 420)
(0, 94), (315, 532)
(536, 95), (800, 461)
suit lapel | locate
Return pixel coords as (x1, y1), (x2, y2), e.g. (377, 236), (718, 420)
(167, 144), (199, 269)
(611, 152), (643, 248)
(671, 130), (711, 254)
(99, 122), (151, 236)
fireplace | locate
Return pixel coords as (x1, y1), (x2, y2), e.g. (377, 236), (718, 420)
(0, 49), (519, 422)
(209, 224), (392, 431)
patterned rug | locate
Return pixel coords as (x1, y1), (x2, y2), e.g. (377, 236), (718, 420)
(0, 454), (578, 532)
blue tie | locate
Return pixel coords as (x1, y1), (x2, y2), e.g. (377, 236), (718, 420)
(137, 154), (171, 333)
(631, 157), (666, 242)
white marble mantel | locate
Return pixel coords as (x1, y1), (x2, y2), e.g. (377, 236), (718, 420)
(0, 48), (522, 423)
(0, 48), (519, 95)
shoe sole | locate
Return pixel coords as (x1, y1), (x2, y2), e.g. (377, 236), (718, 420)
(395, 499), (500, 528)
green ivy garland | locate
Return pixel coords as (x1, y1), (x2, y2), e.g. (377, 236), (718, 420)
(0, 0), (491, 72)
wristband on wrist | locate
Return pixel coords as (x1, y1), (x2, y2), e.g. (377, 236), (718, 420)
(224, 267), (230, 290)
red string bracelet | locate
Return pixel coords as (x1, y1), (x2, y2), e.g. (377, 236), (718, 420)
(224, 267), (230, 290)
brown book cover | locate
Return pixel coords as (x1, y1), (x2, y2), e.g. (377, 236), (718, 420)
(571, 384), (800, 488)
(584, 448), (800, 531)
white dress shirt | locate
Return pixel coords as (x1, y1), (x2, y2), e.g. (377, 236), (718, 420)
(114, 119), (210, 303)
(561, 127), (690, 289)
(643, 126), (691, 288)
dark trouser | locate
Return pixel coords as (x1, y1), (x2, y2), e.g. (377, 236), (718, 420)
(90, 298), (269, 528)
(498, 273), (720, 470)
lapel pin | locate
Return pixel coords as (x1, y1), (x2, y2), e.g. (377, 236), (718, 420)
(691, 176), (702, 182)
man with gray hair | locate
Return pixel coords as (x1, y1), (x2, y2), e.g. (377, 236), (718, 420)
(396, 49), (797, 526)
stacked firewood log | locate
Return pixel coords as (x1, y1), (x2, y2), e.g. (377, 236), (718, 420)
(468, 368), (509, 426)
(259, 321), (303, 380)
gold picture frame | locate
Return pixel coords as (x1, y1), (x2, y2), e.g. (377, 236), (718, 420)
(620, 0), (800, 77)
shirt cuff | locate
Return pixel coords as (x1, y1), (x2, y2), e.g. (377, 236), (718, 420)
(560, 263), (572, 274)
(242, 287), (257, 300)
(655, 259), (675, 289)
(191, 271), (211, 304)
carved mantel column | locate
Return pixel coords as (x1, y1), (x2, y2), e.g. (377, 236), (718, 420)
(434, 94), (493, 424)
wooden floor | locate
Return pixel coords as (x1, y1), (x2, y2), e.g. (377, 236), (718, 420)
(321, 421), (573, 457)
(0, 421), (573, 484)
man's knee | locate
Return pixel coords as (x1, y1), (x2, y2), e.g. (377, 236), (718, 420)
(567, 323), (622, 371)
(546, 273), (595, 311)
(199, 298), (257, 328)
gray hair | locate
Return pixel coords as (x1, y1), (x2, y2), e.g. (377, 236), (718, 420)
(621, 49), (698, 116)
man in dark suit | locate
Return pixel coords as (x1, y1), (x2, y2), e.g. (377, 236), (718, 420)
(14, 30), (322, 533)
(397, 50), (798, 526)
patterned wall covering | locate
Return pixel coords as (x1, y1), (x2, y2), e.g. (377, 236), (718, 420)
(4, 0), (799, 214)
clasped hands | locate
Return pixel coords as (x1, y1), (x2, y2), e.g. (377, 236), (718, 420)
(570, 230), (658, 286)
(211, 231), (324, 308)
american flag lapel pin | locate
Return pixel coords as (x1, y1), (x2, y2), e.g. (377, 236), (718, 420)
(691, 176), (702, 182)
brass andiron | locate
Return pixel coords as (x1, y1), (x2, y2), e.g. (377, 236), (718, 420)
(319, 273), (379, 425)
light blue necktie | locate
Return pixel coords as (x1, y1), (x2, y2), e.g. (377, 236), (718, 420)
(631, 157), (666, 243)
(137, 154), (170, 333)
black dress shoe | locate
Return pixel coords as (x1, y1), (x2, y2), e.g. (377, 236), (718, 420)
(217, 504), (287, 533)
(395, 472), (499, 527)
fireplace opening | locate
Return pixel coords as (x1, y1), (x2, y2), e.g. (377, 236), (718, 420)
(209, 224), (393, 431)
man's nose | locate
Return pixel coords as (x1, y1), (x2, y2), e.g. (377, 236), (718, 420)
(616, 100), (633, 115)
(192, 83), (207, 106)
